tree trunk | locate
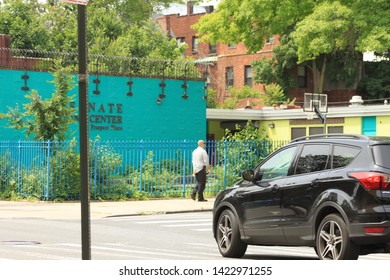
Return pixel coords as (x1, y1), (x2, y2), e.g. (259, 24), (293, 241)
(311, 57), (327, 94)
(311, 60), (320, 93)
(318, 56), (327, 94)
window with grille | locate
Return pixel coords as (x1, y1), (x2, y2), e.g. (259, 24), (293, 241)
(225, 67), (234, 89)
(192, 36), (199, 52)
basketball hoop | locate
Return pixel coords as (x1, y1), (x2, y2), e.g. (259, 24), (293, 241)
(303, 93), (328, 113)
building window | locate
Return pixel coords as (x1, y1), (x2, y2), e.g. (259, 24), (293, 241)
(192, 36), (199, 53)
(244, 66), (253, 87)
(228, 43), (236, 48)
(225, 67), (234, 89)
(176, 37), (185, 46)
(309, 127), (324, 135)
(328, 126), (344, 134)
(297, 65), (307, 88)
(291, 127), (306, 139)
(209, 43), (217, 54)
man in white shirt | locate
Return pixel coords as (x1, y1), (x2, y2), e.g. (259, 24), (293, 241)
(192, 140), (210, 202)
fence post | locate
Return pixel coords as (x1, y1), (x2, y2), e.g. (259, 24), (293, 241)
(182, 140), (187, 197)
(45, 141), (51, 200)
(93, 140), (98, 199)
(17, 140), (22, 194)
(139, 140), (144, 192)
(223, 140), (227, 189)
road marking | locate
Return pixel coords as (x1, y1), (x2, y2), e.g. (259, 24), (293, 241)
(135, 219), (211, 224)
(59, 243), (220, 259)
(163, 222), (211, 227)
(0, 246), (78, 260)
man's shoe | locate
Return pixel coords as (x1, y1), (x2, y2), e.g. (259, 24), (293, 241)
(198, 199), (208, 202)
(191, 193), (196, 201)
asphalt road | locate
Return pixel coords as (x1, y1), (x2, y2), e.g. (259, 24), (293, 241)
(0, 212), (389, 260)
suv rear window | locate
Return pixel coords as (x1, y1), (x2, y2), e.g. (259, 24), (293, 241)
(333, 145), (361, 168)
(372, 145), (390, 168)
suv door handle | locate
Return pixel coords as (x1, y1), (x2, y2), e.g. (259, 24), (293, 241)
(272, 184), (280, 193)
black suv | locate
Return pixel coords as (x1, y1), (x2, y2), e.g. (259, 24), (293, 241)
(213, 134), (390, 260)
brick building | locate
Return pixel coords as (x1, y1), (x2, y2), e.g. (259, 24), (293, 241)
(155, 1), (304, 108)
(155, 1), (357, 109)
(0, 34), (38, 69)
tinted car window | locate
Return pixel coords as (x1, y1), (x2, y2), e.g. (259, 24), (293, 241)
(256, 146), (297, 181)
(295, 144), (329, 174)
(333, 145), (361, 168)
(372, 145), (390, 168)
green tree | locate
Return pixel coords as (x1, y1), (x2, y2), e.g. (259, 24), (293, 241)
(100, 21), (187, 59)
(194, 0), (390, 94)
(223, 120), (267, 141)
(1, 0), (186, 59)
(252, 34), (300, 93)
(262, 83), (288, 106)
(0, 67), (76, 141)
(221, 86), (261, 109)
(357, 61), (390, 100)
(0, 0), (49, 50)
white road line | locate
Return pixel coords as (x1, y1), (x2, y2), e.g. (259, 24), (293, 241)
(135, 219), (211, 224)
(163, 223), (211, 227)
(60, 243), (219, 259)
(0, 247), (78, 260)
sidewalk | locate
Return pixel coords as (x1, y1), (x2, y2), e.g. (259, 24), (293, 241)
(0, 197), (215, 219)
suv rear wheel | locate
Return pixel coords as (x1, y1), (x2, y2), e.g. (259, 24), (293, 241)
(216, 209), (247, 258)
(316, 214), (359, 260)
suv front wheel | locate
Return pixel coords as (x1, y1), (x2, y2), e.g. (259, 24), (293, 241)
(316, 213), (359, 260)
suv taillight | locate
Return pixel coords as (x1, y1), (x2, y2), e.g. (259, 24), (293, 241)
(349, 172), (390, 190)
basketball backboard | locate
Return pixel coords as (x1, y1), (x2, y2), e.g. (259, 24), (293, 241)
(303, 93), (328, 113)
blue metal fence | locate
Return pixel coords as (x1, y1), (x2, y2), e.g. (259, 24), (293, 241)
(0, 139), (288, 200)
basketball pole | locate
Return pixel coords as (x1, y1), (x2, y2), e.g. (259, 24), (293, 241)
(314, 105), (327, 133)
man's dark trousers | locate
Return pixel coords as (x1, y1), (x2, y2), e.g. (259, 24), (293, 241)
(194, 167), (206, 200)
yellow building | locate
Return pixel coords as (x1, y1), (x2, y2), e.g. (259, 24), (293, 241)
(207, 103), (390, 141)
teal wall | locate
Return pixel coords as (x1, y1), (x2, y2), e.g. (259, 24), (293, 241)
(0, 70), (206, 140)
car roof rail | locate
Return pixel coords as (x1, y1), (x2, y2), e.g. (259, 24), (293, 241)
(290, 133), (370, 143)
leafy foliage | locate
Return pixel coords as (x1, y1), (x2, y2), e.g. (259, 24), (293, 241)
(0, 0), (186, 60)
(262, 83), (288, 106)
(0, 67), (76, 141)
(205, 88), (219, 108)
(49, 140), (80, 200)
(194, 0), (390, 95)
(223, 120), (267, 141)
(357, 61), (390, 101)
(212, 121), (270, 189)
(220, 86), (262, 109)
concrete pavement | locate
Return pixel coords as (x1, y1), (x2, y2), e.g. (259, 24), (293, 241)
(0, 197), (215, 219)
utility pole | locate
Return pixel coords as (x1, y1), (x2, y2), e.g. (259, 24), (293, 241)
(77, 2), (91, 260)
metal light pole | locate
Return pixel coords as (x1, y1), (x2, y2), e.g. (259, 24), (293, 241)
(77, 3), (91, 260)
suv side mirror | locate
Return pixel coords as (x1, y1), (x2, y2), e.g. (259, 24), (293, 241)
(242, 170), (254, 181)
